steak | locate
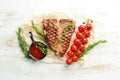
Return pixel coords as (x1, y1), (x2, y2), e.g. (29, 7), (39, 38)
(42, 19), (75, 57)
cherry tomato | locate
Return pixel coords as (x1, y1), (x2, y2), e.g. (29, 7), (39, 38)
(79, 44), (85, 51)
(66, 58), (72, 65)
(67, 51), (74, 57)
(74, 39), (81, 47)
(76, 32), (83, 40)
(85, 32), (90, 38)
(76, 50), (81, 57)
(78, 25), (85, 32)
(72, 56), (78, 62)
(71, 45), (78, 52)
(82, 38), (88, 44)
(86, 23), (92, 31)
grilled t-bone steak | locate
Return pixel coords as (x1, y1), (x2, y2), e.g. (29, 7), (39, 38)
(42, 19), (75, 57)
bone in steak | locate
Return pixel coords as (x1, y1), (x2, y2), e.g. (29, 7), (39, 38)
(42, 19), (75, 57)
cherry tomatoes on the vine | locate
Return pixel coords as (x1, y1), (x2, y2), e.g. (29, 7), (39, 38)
(79, 44), (85, 51)
(86, 23), (92, 31)
(82, 38), (88, 44)
(76, 50), (81, 57)
(78, 25), (85, 32)
(71, 45), (78, 52)
(74, 39), (81, 47)
(76, 32), (83, 40)
(72, 56), (78, 62)
(67, 51), (74, 57)
(66, 58), (72, 65)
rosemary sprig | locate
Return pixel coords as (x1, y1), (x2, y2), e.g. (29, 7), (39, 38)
(40, 47), (48, 55)
(16, 28), (32, 59)
(35, 41), (48, 55)
(63, 23), (72, 35)
(79, 40), (107, 59)
(31, 20), (46, 40)
(59, 23), (72, 43)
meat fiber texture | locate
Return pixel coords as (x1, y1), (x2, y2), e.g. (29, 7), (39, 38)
(21, 12), (95, 64)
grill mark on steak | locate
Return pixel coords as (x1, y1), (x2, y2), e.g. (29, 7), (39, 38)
(42, 19), (75, 57)
(42, 19), (59, 51)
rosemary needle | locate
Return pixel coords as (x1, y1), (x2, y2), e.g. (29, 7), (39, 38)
(16, 28), (32, 59)
(31, 20), (46, 40)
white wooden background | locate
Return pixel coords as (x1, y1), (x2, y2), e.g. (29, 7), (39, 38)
(0, 0), (120, 80)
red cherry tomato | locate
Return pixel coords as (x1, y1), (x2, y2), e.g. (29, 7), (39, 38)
(74, 39), (81, 47)
(76, 32), (83, 40)
(72, 56), (78, 62)
(78, 25), (85, 32)
(85, 32), (91, 38)
(66, 58), (72, 65)
(67, 51), (74, 57)
(71, 45), (78, 52)
(79, 44), (85, 51)
(76, 50), (81, 57)
(82, 38), (88, 44)
(86, 23), (92, 31)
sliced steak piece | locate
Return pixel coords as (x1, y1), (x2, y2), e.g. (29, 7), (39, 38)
(42, 19), (59, 51)
(58, 19), (75, 56)
(42, 19), (75, 57)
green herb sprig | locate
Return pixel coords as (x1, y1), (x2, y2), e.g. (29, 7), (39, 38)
(16, 28), (32, 59)
(59, 23), (72, 43)
(63, 23), (72, 34)
(35, 41), (48, 55)
(79, 40), (107, 59)
(31, 20), (46, 40)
